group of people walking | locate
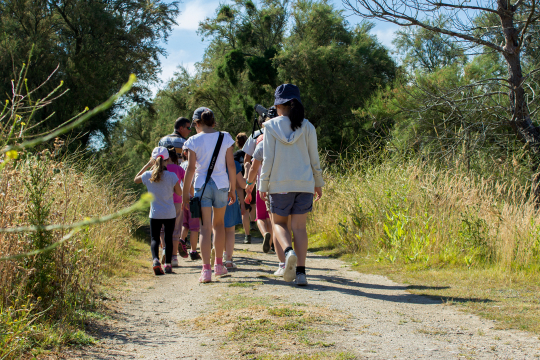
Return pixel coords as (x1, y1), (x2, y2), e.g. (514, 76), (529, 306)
(134, 84), (324, 286)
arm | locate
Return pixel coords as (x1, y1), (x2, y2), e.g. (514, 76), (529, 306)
(236, 171), (247, 190)
(225, 147), (237, 205)
(182, 150), (196, 210)
(245, 159), (261, 193)
(259, 132), (276, 198)
(174, 182), (182, 197)
(243, 154), (252, 179)
(307, 124), (324, 201)
(134, 159), (155, 184)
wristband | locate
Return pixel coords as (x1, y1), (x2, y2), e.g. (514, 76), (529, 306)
(246, 182), (254, 186)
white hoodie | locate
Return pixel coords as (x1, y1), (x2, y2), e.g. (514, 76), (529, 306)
(259, 116), (324, 194)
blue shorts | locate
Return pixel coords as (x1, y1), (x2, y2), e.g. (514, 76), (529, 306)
(194, 178), (229, 208)
(224, 191), (242, 228)
(269, 192), (313, 217)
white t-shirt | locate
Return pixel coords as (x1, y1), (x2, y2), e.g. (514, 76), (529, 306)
(242, 129), (263, 157)
(183, 131), (235, 189)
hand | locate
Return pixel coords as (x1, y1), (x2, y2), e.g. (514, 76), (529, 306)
(228, 190), (236, 206)
(244, 192), (252, 204)
(182, 199), (190, 211)
(260, 191), (268, 201)
(246, 183), (254, 194)
(314, 187), (322, 202)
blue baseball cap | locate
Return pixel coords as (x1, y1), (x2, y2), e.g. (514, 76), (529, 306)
(192, 107), (213, 121)
(274, 84), (302, 106)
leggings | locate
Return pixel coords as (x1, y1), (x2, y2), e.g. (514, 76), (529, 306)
(150, 218), (175, 264)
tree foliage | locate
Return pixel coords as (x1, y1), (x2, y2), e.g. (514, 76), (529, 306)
(0, 0), (179, 146)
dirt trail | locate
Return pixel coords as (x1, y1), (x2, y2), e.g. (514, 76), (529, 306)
(67, 234), (540, 359)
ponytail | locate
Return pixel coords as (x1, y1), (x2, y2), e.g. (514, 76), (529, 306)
(167, 147), (179, 165)
(150, 157), (165, 183)
(286, 99), (304, 131)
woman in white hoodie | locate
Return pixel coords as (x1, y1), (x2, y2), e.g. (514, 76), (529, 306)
(259, 84), (324, 286)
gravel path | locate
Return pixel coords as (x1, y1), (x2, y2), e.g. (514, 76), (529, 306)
(66, 234), (540, 359)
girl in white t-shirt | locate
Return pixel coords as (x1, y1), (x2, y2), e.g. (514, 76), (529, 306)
(182, 107), (236, 283)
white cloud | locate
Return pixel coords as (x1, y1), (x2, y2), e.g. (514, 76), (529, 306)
(373, 26), (398, 50)
(175, 0), (220, 31)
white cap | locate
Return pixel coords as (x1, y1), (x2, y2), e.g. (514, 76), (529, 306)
(151, 146), (169, 160)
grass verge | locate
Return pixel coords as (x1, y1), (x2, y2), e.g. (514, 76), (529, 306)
(309, 235), (540, 334)
(179, 292), (354, 359)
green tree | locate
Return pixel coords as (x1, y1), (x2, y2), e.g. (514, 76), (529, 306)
(277, 0), (396, 150)
(393, 16), (467, 73)
(0, 0), (179, 147)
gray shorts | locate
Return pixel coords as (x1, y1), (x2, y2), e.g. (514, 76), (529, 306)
(268, 192), (313, 217)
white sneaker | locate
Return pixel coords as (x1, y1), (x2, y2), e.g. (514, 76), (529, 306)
(273, 266), (285, 276)
(295, 273), (308, 286)
(171, 256), (179, 267)
(283, 250), (297, 282)
(225, 260), (237, 269)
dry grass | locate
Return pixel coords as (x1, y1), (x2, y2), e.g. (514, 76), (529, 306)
(180, 293), (351, 359)
(309, 156), (540, 268)
(0, 152), (139, 358)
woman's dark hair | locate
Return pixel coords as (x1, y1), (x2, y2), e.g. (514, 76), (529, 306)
(284, 99), (304, 131)
(167, 147), (179, 164)
(196, 110), (215, 127)
(236, 132), (248, 148)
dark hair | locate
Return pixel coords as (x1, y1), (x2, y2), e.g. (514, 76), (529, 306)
(174, 117), (190, 130)
(167, 146), (179, 164)
(283, 99), (304, 131)
(236, 132), (247, 148)
(196, 110), (215, 127)
(182, 149), (188, 161)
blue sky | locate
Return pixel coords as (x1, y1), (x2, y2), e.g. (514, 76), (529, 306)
(154, 0), (399, 92)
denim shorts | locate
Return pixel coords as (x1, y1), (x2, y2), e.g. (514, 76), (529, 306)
(269, 192), (313, 217)
(194, 178), (229, 208)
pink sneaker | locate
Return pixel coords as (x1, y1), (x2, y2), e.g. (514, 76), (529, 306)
(214, 264), (228, 276)
(199, 269), (212, 283)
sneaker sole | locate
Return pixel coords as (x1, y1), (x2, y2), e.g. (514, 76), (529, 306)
(153, 265), (164, 276)
(283, 254), (297, 282)
(262, 233), (271, 253)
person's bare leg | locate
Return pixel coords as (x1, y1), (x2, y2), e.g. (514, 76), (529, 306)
(290, 213), (309, 267)
(172, 203), (183, 256)
(238, 189), (251, 236)
(181, 227), (189, 243)
(212, 206), (227, 263)
(273, 214), (292, 250)
(225, 227), (235, 261)
(257, 218), (271, 235)
(199, 207), (213, 264)
(191, 230), (199, 251)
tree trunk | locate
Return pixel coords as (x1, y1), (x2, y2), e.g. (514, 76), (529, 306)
(499, 0), (540, 199)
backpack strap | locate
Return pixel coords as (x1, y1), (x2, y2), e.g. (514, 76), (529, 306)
(198, 132), (224, 201)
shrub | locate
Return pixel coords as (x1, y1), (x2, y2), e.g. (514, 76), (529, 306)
(0, 151), (138, 358)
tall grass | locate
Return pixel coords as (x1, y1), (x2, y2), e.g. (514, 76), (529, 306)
(0, 150), (138, 358)
(309, 152), (540, 271)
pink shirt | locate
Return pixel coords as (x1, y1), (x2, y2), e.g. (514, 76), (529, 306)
(167, 164), (185, 203)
